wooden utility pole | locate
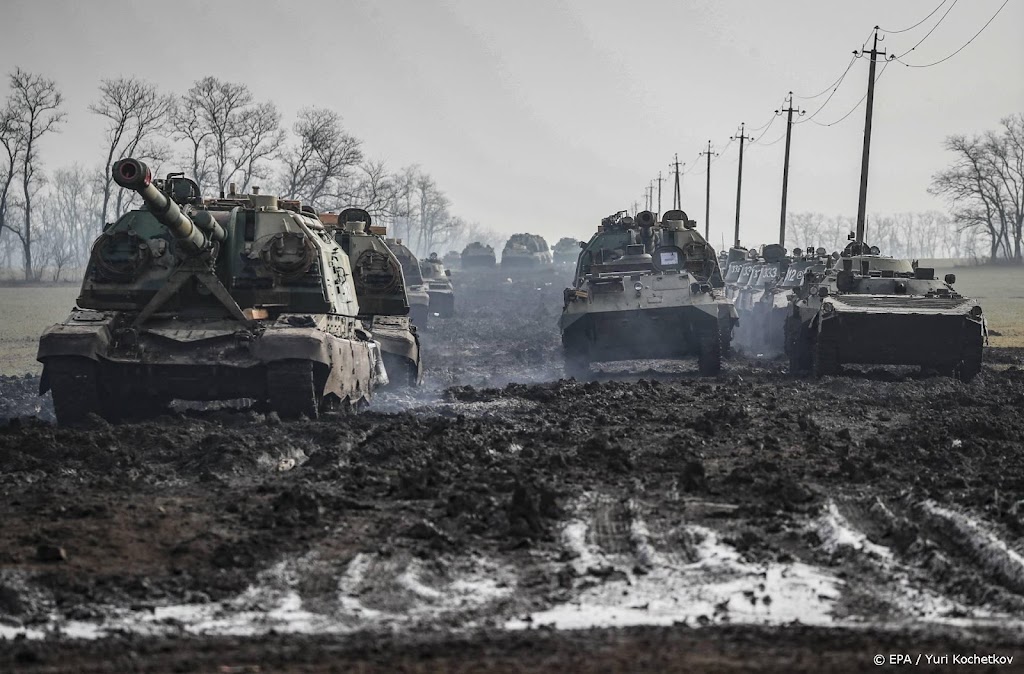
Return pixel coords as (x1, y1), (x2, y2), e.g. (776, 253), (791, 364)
(697, 140), (717, 240)
(731, 124), (754, 248)
(855, 26), (887, 242)
(655, 172), (665, 216)
(668, 154), (684, 210)
(777, 93), (804, 247)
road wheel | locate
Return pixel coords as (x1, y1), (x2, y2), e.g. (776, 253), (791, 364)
(812, 336), (840, 377)
(787, 326), (813, 374)
(719, 321), (734, 360)
(48, 357), (103, 426)
(267, 360), (321, 420)
(698, 328), (722, 376)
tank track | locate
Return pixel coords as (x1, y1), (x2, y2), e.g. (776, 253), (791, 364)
(48, 357), (102, 425)
(267, 360), (320, 420)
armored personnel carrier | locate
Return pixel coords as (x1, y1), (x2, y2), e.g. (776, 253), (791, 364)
(38, 159), (383, 424)
(384, 238), (431, 327)
(785, 239), (985, 380)
(731, 244), (789, 356)
(461, 241), (496, 269)
(420, 253), (455, 317)
(553, 237), (582, 265)
(322, 209), (423, 387)
(501, 233), (553, 268)
(559, 209), (738, 377)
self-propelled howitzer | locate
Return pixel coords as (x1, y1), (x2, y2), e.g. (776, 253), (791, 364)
(38, 159), (385, 424)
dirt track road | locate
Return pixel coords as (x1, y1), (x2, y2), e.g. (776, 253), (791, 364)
(2, 268), (1024, 672)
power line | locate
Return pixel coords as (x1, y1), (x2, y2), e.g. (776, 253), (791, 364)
(747, 113), (777, 133)
(879, 0), (950, 34)
(749, 112), (780, 145)
(894, 0), (1009, 68)
(794, 54), (857, 100)
(754, 131), (789, 147)
(795, 56), (862, 124)
(805, 60), (892, 128)
(894, 0), (960, 58)
(795, 26), (875, 100)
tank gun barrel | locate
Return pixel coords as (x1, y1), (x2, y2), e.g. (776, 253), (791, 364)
(112, 158), (223, 255)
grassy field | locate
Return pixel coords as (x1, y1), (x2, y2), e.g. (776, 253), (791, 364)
(0, 264), (1021, 375)
(0, 284), (79, 375)
(932, 263), (1024, 348)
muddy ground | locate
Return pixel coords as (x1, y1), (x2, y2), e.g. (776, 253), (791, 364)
(2, 267), (1024, 672)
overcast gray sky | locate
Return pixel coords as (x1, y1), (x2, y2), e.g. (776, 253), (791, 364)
(1, 0), (1021, 247)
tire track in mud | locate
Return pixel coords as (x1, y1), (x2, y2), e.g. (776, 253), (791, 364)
(4, 270), (1024, 668)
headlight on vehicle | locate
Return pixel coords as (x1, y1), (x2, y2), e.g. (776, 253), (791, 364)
(821, 302), (834, 314)
(634, 281), (644, 292)
(970, 305), (983, 318)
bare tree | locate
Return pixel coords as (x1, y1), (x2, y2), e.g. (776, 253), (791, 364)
(346, 160), (398, 220)
(173, 77), (284, 195)
(0, 68), (66, 280)
(931, 115), (1024, 264)
(0, 102), (24, 273)
(38, 165), (100, 280)
(279, 107), (362, 209)
(90, 77), (174, 230)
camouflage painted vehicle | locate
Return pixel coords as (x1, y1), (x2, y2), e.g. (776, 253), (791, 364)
(38, 159), (384, 424)
(384, 238), (431, 327)
(501, 233), (553, 268)
(420, 253), (455, 317)
(322, 209), (423, 387)
(785, 240), (985, 380)
(442, 250), (461, 271)
(553, 237), (582, 265)
(461, 241), (496, 269)
(559, 209), (737, 377)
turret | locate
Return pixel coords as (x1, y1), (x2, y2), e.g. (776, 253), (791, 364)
(111, 158), (225, 255)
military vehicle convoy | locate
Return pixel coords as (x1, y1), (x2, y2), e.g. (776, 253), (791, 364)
(384, 238), (431, 327)
(785, 240), (985, 380)
(420, 253), (455, 317)
(461, 242), (496, 269)
(501, 233), (553, 268)
(38, 159), (384, 424)
(559, 209), (738, 378)
(322, 209), (423, 387)
(726, 243), (830, 357)
(442, 250), (462, 271)
(553, 237), (582, 265)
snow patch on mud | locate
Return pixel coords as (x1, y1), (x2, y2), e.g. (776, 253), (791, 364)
(367, 390), (540, 417)
(509, 495), (841, 630)
(917, 501), (1024, 595)
(809, 500), (1024, 627)
(0, 552), (515, 640)
(815, 501), (892, 559)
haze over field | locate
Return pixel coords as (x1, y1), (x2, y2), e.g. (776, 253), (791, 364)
(0, 0), (1021, 245)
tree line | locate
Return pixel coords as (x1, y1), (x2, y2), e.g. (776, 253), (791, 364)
(1, 67), (1020, 280)
(785, 211), (986, 262)
(0, 70), (502, 281)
